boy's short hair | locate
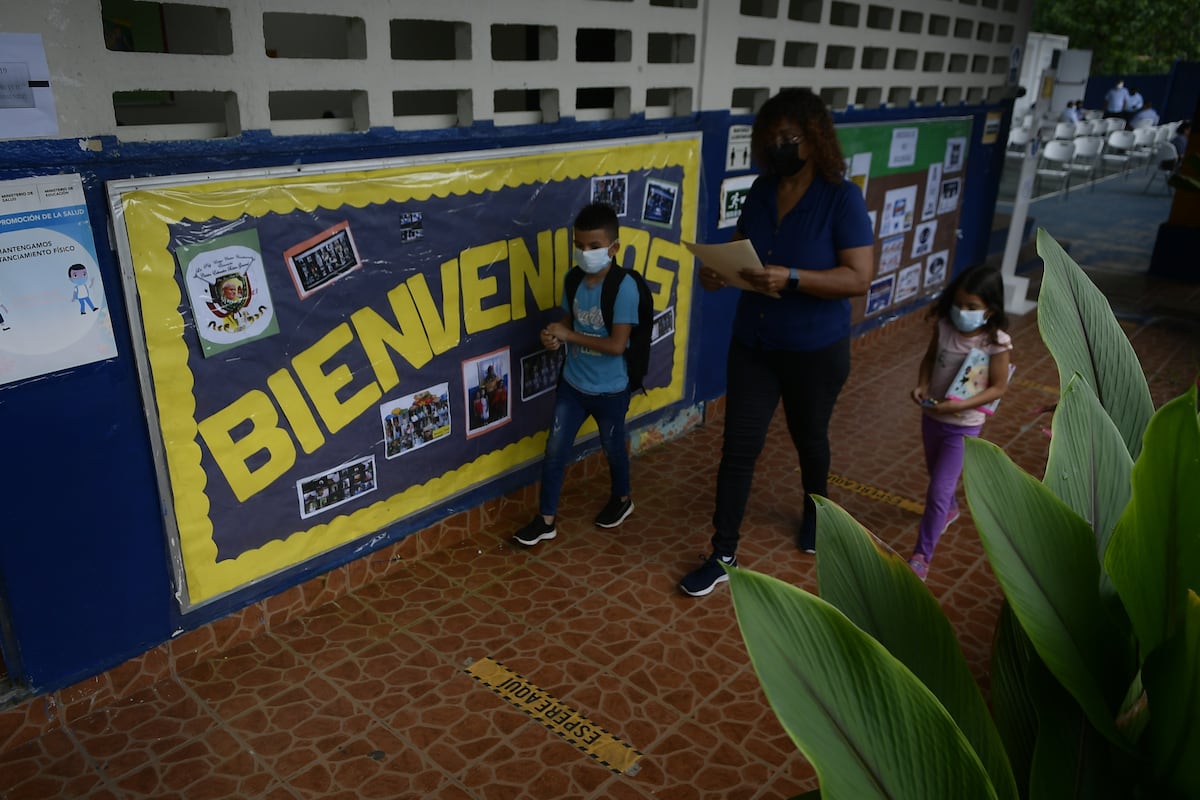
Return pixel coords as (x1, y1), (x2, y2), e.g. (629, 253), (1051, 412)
(573, 202), (619, 243)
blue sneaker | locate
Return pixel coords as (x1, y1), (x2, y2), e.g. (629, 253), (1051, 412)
(679, 554), (737, 597)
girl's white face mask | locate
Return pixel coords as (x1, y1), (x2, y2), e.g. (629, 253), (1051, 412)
(574, 246), (612, 274)
(950, 305), (988, 332)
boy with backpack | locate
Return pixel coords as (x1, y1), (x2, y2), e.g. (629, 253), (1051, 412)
(512, 202), (653, 547)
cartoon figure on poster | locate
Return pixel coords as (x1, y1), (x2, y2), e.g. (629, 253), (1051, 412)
(912, 220), (937, 258)
(68, 263), (99, 314)
(464, 348), (511, 436)
(925, 250), (949, 287)
(0, 174), (119, 388)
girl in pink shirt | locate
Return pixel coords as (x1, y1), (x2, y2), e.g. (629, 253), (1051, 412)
(909, 267), (1012, 580)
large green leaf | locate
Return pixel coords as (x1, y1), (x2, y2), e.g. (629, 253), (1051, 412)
(1026, 655), (1131, 800)
(814, 498), (1018, 800)
(963, 437), (1129, 743)
(991, 602), (1038, 799)
(1044, 374), (1133, 562)
(1105, 385), (1200, 660)
(1035, 229), (1154, 459)
(1142, 590), (1200, 797)
(726, 566), (999, 799)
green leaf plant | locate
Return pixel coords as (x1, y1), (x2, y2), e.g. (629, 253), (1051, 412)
(727, 230), (1200, 799)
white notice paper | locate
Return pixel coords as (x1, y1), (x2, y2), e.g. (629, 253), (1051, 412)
(0, 34), (58, 139)
(889, 128), (919, 168)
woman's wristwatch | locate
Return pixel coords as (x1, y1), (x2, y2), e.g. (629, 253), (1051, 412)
(786, 268), (800, 291)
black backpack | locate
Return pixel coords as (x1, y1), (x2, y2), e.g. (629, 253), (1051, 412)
(564, 264), (655, 394)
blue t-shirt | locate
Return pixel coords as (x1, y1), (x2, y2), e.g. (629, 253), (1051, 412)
(560, 272), (639, 394)
(733, 175), (874, 351)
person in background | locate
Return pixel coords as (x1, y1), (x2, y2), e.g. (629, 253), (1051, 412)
(908, 266), (1012, 582)
(1124, 86), (1145, 123)
(1171, 121), (1191, 157)
(1163, 121), (1191, 171)
(1131, 102), (1160, 128)
(1104, 79), (1129, 119)
(1059, 101), (1081, 124)
(679, 88), (874, 597)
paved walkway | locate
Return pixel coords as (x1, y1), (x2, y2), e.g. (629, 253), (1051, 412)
(1, 186), (1197, 799)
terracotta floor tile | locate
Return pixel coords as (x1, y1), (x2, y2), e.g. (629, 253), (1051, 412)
(3, 264), (1193, 798)
(111, 728), (272, 799)
(70, 679), (213, 781)
(0, 729), (104, 800)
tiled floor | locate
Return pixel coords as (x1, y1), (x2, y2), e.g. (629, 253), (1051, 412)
(2, 252), (1197, 798)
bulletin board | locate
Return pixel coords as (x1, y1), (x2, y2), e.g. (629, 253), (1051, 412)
(107, 135), (700, 609)
(837, 117), (973, 321)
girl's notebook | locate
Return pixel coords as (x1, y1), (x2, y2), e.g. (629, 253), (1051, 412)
(945, 348), (1014, 416)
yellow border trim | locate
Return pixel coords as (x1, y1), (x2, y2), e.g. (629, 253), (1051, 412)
(121, 139), (700, 604)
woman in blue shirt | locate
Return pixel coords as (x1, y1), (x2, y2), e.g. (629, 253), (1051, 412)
(680, 88), (875, 596)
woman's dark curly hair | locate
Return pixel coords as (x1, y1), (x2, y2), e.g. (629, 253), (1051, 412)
(751, 89), (846, 183)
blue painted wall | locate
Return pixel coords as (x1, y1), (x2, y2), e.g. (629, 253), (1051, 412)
(0, 101), (1008, 694)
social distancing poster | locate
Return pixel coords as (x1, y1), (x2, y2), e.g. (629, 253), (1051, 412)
(110, 136), (699, 607)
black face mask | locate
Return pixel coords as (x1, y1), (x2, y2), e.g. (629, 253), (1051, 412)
(768, 142), (806, 177)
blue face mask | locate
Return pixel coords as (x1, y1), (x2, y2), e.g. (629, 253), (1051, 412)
(950, 305), (988, 332)
(574, 246), (612, 274)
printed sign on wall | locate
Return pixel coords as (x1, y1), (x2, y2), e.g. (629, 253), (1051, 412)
(0, 173), (118, 386)
(114, 138), (699, 607)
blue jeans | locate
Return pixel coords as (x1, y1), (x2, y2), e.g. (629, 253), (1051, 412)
(539, 380), (631, 518)
(711, 337), (851, 557)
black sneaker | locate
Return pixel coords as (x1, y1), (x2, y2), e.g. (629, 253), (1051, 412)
(513, 516), (557, 547)
(594, 497), (634, 528)
(679, 554), (737, 597)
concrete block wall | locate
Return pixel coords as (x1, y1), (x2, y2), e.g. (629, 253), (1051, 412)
(6, 0), (1030, 141)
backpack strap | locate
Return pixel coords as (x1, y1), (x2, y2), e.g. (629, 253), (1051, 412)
(598, 262), (624, 334)
(564, 266), (584, 317)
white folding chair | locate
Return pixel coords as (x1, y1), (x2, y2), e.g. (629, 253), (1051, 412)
(1101, 130), (1136, 176)
(1132, 116), (1156, 130)
(1006, 127), (1031, 161)
(1144, 142), (1180, 194)
(1104, 117), (1127, 134)
(1053, 122), (1076, 140)
(1130, 127), (1157, 170)
(1069, 136), (1103, 190)
(1035, 140), (1076, 197)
